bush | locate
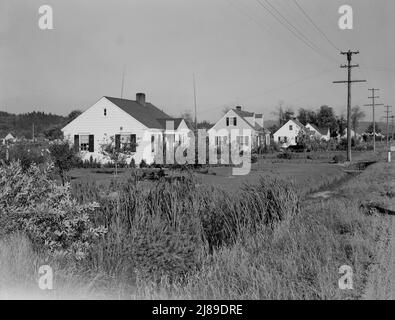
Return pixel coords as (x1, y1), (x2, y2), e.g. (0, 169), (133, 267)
(333, 154), (346, 163)
(0, 161), (106, 260)
(277, 151), (293, 160)
(139, 159), (148, 168)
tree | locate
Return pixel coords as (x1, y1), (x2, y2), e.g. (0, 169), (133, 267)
(351, 106), (365, 139)
(366, 122), (382, 134)
(44, 126), (63, 140)
(297, 108), (318, 126)
(283, 108), (295, 123)
(317, 105), (338, 137)
(272, 100), (285, 127)
(337, 114), (347, 137)
(67, 110), (82, 124)
(49, 142), (76, 185)
(100, 136), (138, 176)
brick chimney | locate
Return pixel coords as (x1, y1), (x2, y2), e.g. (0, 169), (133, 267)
(236, 106), (242, 111)
(136, 93), (146, 106)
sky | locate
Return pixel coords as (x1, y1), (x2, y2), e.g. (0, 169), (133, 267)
(0, 0), (394, 122)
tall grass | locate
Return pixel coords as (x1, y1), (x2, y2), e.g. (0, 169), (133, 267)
(0, 161), (391, 299)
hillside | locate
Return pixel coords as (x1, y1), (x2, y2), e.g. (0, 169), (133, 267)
(0, 111), (68, 140)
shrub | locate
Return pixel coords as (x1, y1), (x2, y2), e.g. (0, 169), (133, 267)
(48, 142), (76, 185)
(333, 154), (346, 163)
(277, 151), (293, 160)
(0, 161), (106, 260)
(139, 159), (148, 168)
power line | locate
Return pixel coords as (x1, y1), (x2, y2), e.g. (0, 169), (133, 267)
(292, 0), (340, 52)
(198, 66), (338, 115)
(253, 0), (339, 64)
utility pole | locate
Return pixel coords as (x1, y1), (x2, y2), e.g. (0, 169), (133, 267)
(390, 115), (395, 142)
(363, 89), (384, 152)
(333, 50), (366, 162)
(384, 105), (392, 146)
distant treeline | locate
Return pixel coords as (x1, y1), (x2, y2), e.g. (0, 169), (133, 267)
(0, 110), (81, 140)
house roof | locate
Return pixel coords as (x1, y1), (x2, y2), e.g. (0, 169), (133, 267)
(290, 119), (306, 129)
(105, 96), (172, 129)
(4, 133), (15, 140)
(232, 108), (266, 132)
(156, 118), (184, 130)
(307, 123), (329, 135)
(233, 109), (255, 118)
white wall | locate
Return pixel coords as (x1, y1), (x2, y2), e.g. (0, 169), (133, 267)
(62, 97), (161, 164)
(273, 120), (302, 147)
(208, 110), (256, 148)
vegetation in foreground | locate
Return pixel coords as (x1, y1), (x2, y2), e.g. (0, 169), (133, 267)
(0, 159), (392, 299)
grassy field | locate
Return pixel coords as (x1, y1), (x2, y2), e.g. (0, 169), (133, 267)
(68, 149), (387, 196)
(1, 150), (393, 299)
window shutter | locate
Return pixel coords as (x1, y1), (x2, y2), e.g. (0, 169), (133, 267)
(74, 135), (79, 152)
(115, 134), (121, 150)
(130, 134), (136, 152)
(88, 135), (94, 152)
(233, 117), (237, 126)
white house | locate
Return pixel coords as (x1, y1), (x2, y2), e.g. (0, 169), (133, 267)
(62, 93), (190, 165)
(273, 119), (306, 148)
(208, 106), (270, 152)
(2, 133), (16, 145)
(305, 123), (330, 141)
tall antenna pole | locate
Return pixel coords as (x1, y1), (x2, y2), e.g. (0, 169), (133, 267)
(193, 73), (197, 131)
(121, 66), (126, 99)
(384, 105), (392, 146)
(333, 50), (366, 162)
(364, 89), (384, 152)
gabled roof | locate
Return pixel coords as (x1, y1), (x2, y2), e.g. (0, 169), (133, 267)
(289, 118), (306, 130)
(233, 109), (255, 118)
(156, 118), (184, 130)
(4, 133), (15, 140)
(306, 123), (329, 135)
(105, 96), (172, 129)
(232, 108), (266, 132)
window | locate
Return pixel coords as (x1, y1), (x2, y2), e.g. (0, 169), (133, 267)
(245, 136), (249, 145)
(226, 117), (229, 126)
(151, 135), (155, 153)
(233, 117), (237, 126)
(289, 125), (293, 131)
(104, 108), (107, 116)
(278, 137), (281, 142)
(215, 136), (220, 146)
(79, 135), (89, 151)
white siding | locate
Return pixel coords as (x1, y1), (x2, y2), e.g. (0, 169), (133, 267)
(273, 120), (303, 147)
(62, 97), (161, 164)
(208, 110), (255, 148)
